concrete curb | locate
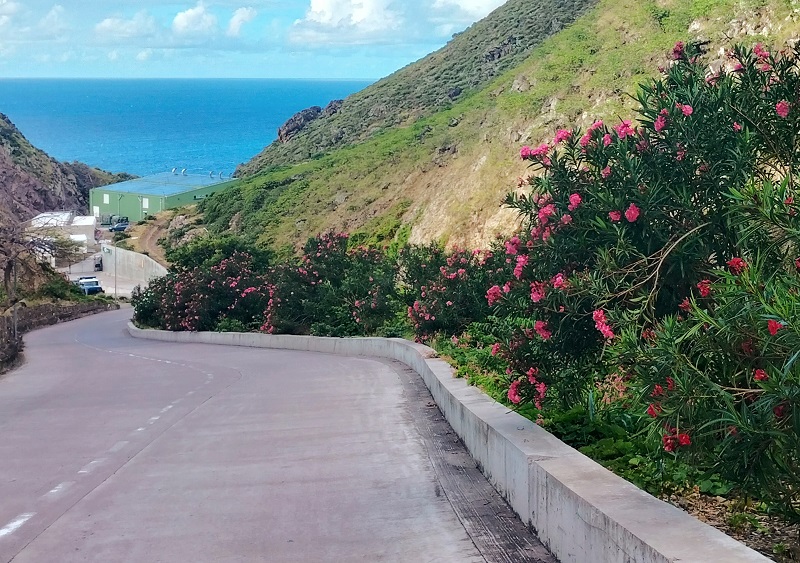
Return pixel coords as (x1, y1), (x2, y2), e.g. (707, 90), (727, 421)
(127, 324), (769, 563)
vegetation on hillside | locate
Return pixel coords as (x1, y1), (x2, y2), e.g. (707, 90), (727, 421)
(194, 0), (800, 254)
(240, 0), (597, 174)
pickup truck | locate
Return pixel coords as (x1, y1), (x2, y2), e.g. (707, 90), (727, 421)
(73, 276), (105, 295)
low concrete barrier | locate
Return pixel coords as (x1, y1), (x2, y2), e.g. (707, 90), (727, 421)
(127, 324), (769, 563)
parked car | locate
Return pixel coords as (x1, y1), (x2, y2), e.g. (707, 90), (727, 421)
(72, 276), (105, 295)
(109, 222), (129, 232)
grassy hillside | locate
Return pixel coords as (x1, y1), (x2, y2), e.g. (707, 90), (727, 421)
(200, 0), (800, 254)
(240, 0), (597, 174)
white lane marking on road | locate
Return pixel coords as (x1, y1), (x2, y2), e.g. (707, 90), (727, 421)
(160, 405), (173, 413)
(78, 459), (106, 474)
(0, 513), (36, 538)
(172, 399), (182, 405)
(109, 440), (129, 453)
(44, 481), (73, 498)
(136, 427), (145, 432)
(148, 416), (160, 423)
(187, 391), (195, 396)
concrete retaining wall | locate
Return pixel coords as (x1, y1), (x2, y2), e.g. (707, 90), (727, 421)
(127, 325), (769, 563)
(102, 245), (167, 287)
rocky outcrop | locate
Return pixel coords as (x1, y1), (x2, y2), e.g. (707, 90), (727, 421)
(0, 113), (129, 226)
(277, 106), (322, 143)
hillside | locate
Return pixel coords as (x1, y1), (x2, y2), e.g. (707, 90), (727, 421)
(0, 113), (132, 226)
(198, 0), (800, 253)
(240, 0), (597, 174)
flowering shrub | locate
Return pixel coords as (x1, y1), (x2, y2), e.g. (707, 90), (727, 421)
(134, 233), (398, 338)
(488, 42), (800, 409)
(399, 243), (511, 340)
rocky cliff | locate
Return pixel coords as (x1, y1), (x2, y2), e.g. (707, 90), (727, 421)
(0, 113), (132, 226)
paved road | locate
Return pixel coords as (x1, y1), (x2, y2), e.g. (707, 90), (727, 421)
(0, 310), (554, 562)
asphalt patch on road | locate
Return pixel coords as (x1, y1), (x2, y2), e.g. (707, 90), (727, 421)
(380, 359), (558, 563)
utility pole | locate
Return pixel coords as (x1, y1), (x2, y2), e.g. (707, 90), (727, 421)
(11, 256), (17, 342)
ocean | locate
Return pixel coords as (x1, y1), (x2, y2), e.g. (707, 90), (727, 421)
(0, 79), (372, 177)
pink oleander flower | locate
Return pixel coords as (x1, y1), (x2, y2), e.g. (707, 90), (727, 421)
(677, 433), (691, 447)
(768, 319), (783, 336)
(603, 133), (613, 147)
(654, 114), (667, 132)
(680, 104), (693, 116)
(486, 285), (503, 306)
(608, 210), (622, 222)
(614, 120), (635, 139)
(560, 214), (573, 225)
(530, 281), (547, 303)
(754, 43), (769, 59)
(624, 203), (640, 222)
(727, 257), (747, 275)
(551, 272), (567, 289)
(776, 100), (791, 118)
(601, 166), (612, 179)
(530, 142), (550, 158)
(672, 41), (684, 60)
(491, 342), (501, 356)
(697, 279), (712, 298)
(538, 203), (557, 224)
(508, 380), (522, 405)
(520, 146), (532, 159)
(502, 282), (512, 294)
(588, 119), (604, 131)
(568, 193), (582, 211)
(579, 132), (592, 147)
(513, 254), (528, 280)
(527, 367), (539, 384)
(505, 236), (521, 255)
(733, 121), (742, 131)
(554, 129), (572, 144)
(647, 403), (662, 418)
(754, 369), (769, 382)
(534, 320), (552, 340)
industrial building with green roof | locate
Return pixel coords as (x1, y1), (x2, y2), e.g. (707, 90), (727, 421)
(89, 171), (238, 222)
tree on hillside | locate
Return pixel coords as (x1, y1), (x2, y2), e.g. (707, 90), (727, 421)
(0, 221), (81, 306)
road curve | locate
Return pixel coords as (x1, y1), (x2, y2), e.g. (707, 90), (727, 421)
(0, 309), (553, 562)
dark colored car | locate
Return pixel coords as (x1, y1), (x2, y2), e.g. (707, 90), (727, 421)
(109, 222), (129, 232)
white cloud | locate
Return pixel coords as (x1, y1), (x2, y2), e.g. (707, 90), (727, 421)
(0, 0), (21, 17)
(172, 2), (217, 36)
(107, 49), (118, 60)
(136, 48), (153, 61)
(39, 4), (68, 36)
(291, 0), (403, 45)
(95, 11), (157, 40)
(227, 7), (256, 37)
(432, 0), (505, 18)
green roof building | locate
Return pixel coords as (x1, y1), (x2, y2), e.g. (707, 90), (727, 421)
(89, 172), (238, 222)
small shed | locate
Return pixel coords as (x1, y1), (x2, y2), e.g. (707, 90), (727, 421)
(89, 171), (238, 222)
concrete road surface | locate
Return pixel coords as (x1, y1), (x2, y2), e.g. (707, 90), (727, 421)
(0, 310), (554, 562)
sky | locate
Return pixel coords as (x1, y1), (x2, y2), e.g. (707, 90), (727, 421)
(0, 0), (507, 79)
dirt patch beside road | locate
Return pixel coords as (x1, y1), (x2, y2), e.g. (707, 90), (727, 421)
(128, 213), (171, 268)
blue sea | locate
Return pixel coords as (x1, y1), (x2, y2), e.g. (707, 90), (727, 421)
(0, 79), (372, 176)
